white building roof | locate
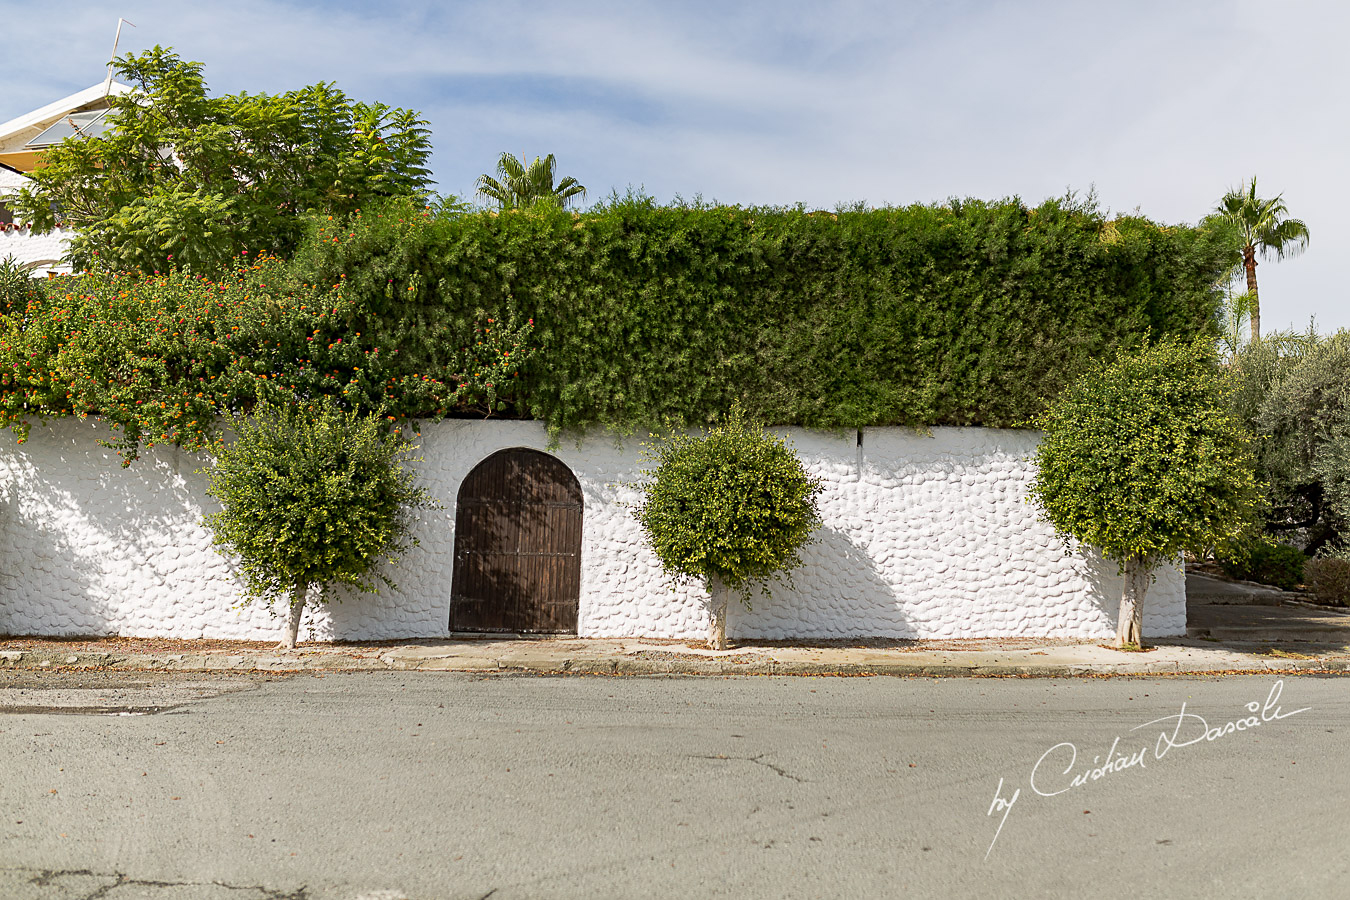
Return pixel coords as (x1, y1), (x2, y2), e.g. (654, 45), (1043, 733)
(0, 81), (133, 159)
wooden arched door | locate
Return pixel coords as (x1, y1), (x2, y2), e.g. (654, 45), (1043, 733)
(450, 448), (583, 633)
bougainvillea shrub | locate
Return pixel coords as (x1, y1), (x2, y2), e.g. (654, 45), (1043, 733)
(0, 249), (531, 463)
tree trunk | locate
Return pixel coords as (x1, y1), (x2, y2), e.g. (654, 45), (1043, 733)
(1116, 556), (1150, 648)
(707, 575), (731, 651)
(1243, 247), (1260, 342)
(281, 581), (307, 650)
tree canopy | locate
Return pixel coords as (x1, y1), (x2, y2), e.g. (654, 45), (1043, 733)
(634, 409), (822, 648)
(10, 46), (433, 276)
(1030, 341), (1259, 646)
(1241, 331), (1350, 555)
(202, 396), (435, 648)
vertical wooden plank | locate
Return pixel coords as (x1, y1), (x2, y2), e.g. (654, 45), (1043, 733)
(450, 447), (584, 634)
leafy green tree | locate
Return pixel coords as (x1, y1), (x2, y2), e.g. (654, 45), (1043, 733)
(634, 409), (823, 649)
(1254, 331), (1350, 555)
(1210, 177), (1310, 342)
(202, 396), (436, 649)
(476, 152), (586, 210)
(11, 46), (433, 275)
(1225, 329), (1318, 550)
(1030, 341), (1260, 647)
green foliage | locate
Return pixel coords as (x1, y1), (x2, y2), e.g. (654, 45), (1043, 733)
(1029, 341), (1260, 565)
(11, 46), (433, 276)
(1216, 537), (1305, 591)
(1206, 177), (1310, 340)
(1224, 329), (1318, 428)
(1240, 331), (1350, 553)
(476, 152), (586, 210)
(1305, 553), (1350, 606)
(1, 192), (1232, 460)
(0, 257), (42, 312)
(0, 249), (532, 464)
(202, 396), (435, 607)
(634, 409), (823, 597)
(1216, 287), (1255, 359)
(1209, 176), (1311, 279)
(293, 194), (1231, 437)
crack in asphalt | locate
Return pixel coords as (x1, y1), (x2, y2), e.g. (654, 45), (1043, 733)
(691, 753), (809, 783)
(9, 866), (310, 899)
(0, 705), (180, 716)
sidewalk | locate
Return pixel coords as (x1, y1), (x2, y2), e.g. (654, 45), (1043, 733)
(2, 633), (1348, 677)
(4, 574), (1348, 678)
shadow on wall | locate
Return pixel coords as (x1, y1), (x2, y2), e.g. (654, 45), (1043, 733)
(1077, 549), (1185, 638)
(0, 424), (252, 638)
(0, 442), (108, 636)
(732, 525), (912, 641)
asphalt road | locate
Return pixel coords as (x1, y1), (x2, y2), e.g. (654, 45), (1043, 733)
(1, 671), (1346, 900)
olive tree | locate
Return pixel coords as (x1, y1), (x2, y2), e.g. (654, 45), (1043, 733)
(1252, 331), (1350, 554)
(1029, 341), (1260, 647)
(634, 411), (823, 650)
(202, 397), (435, 648)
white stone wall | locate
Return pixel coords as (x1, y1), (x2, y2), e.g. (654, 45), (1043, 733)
(0, 225), (73, 275)
(0, 418), (1185, 642)
(0, 166), (28, 196)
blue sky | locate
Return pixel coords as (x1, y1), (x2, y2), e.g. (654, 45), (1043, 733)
(2, 0), (1345, 331)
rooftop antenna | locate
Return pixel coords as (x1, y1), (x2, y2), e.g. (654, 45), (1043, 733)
(103, 18), (136, 95)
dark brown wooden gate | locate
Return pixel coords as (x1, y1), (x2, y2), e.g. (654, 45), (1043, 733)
(449, 448), (583, 633)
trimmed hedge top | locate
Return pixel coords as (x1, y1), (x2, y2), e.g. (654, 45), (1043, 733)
(293, 194), (1230, 434)
(1, 194), (1232, 460)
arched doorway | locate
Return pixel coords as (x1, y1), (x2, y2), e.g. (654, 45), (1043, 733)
(449, 448), (583, 633)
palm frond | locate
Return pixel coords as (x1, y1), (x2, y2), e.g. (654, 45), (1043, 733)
(1213, 176), (1310, 269)
(477, 151), (586, 210)
(1259, 217), (1311, 261)
(476, 174), (513, 208)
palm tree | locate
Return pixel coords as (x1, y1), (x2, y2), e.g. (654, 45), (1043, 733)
(1212, 177), (1310, 342)
(1217, 287), (1255, 360)
(476, 152), (586, 210)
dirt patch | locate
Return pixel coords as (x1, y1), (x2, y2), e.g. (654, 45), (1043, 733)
(628, 650), (770, 664)
(0, 635), (407, 655)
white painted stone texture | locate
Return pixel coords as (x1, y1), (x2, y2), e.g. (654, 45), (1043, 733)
(0, 418), (1185, 642)
(0, 225), (73, 274)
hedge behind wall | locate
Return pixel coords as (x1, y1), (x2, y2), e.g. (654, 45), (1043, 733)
(1, 195), (1232, 462)
(290, 194), (1231, 434)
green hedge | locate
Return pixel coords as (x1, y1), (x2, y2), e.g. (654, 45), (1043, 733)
(291, 195), (1231, 435)
(1, 194), (1232, 460)
(0, 255), (530, 463)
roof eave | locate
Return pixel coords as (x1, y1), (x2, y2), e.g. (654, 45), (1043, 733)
(0, 81), (134, 144)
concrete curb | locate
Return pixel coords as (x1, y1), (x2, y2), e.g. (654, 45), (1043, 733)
(3, 646), (1349, 678)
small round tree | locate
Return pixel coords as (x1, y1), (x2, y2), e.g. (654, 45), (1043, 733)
(635, 410), (823, 650)
(202, 397), (435, 649)
(1029, 341), (1260, 648)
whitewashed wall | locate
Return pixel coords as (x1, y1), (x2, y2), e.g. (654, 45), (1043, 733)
(0, 418), (1185, 642)
(0, 224), (73, 275)
(1, 165), (73, 274)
